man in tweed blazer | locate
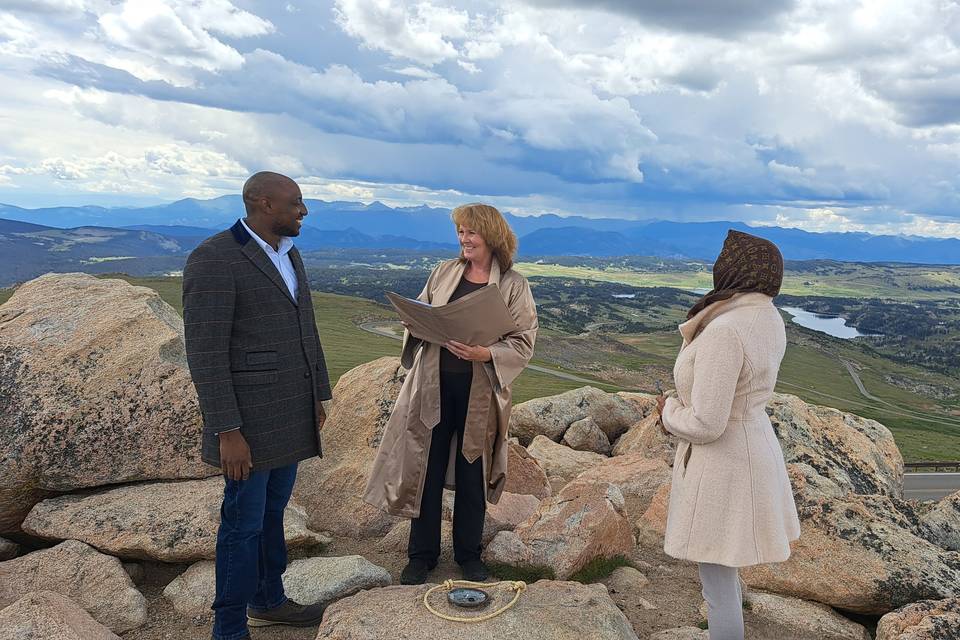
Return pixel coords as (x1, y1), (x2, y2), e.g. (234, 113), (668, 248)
(183, 172), (332, 640)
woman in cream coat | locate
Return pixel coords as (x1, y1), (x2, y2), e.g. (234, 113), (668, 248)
(657, 230), (801, 640)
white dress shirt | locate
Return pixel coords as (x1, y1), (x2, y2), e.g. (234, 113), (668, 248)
(240, 218), (298, 301)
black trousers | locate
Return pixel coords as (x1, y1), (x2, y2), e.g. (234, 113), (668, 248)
(408, 370), (486, 564)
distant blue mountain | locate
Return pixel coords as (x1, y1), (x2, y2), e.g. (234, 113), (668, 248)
(1, 198), (958, 264)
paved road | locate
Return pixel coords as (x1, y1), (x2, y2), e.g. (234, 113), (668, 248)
(904, 473), (960, 501)
(358, 322), (613, 387)
(840, 358), (882, 402)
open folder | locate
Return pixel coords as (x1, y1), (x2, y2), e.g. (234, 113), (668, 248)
(386, 284), (518, 347)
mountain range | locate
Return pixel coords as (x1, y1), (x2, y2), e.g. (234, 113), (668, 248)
(1, 196), (959, 287)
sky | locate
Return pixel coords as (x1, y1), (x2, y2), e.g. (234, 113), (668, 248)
(0, 0), (959, 237)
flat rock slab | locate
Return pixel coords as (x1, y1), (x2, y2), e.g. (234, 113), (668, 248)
(315, 580), (639, 639)
(164, 555), (392, 618)
(0, 591), (120, 640)
(22, 477), (329, 562)
(0, 273), (212, 532)
(0, 540), (146, 633)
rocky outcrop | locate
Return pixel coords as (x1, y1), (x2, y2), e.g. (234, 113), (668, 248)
(504, 440), (551, 499)
(919, 489), (960, 551)
(163, 555), (391, 618)
(563, 417), (612, 455)
(568, 453), (671, 522)
(0, 540), (147, 633)
(0, 273), (212, 532)
(316, 581), (639, 639)
(742, 467), (960, 614)
(510, 386), (644, 446)
(0, 591), (120, 640)
(483, 481), (634, 580)
(611, 411), (676, 465)
(21, 477), (328, 562)
(527, 435), (605, 484)
(769, 393), (903, 497)
(876, 597), (960, 640)
(292, 357), (406, 538)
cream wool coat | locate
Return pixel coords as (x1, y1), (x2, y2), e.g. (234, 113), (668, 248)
(363, 257), (538, 518)
(662, 292), (801, 567)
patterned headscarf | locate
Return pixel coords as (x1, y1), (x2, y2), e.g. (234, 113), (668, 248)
(687, 229), (784, 320)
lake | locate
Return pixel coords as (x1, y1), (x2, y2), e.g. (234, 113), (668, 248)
(780, 306), (865, 339)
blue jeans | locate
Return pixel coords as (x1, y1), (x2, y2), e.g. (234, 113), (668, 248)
(211, 462), (298, 640)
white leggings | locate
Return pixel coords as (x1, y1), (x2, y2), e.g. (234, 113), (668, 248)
(698, 562), (744, 640)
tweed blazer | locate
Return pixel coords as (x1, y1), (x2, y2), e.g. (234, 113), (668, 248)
(183, 220), (332, 472)
(662, 292), (801, 567)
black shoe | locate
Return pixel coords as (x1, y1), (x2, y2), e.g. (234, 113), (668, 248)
(459, 559), (490, 582)
(400, 558), (437, 585)
(247, 599), (326, 627)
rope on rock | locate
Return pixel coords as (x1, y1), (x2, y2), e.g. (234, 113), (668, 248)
(422, 579), (526, 623)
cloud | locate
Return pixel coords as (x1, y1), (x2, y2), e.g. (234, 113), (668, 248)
(333, 0), (467, 66)
(521, 0), (797, 36)
(2, 0), (960, 238)
(97, 0), (273, 74)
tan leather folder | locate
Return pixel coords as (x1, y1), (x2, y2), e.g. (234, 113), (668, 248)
(386, 284), (518, 346)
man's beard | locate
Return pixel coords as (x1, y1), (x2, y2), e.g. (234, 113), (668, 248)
(274, 221), (301, 237)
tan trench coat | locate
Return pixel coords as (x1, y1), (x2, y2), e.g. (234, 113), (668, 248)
(363, 257), (538, 518)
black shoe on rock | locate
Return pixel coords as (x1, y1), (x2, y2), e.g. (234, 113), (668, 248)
(400, 558), (436, 585)
(247, 599), (326, 627)
(459, 559), (490, 582)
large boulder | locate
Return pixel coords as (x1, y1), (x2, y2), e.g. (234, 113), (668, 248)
(315, 580), (639, 639)
(768, 393), (903, 497)
(527, 436), (605, 484)
(563, 417), (612, 455)
(483, 481), (634, 580)
(919, 489), (960, 551)
(504, 440), (551, 499)
(292, 357), (406, 538)
(0, 591), (120, 640)
(510, 386), (645, 446)
(0, 273), (211, 532)
(0, 540), (147, 633)
(742, 465), (960, 614)
(163, 555), (391, 618)
(21, 477), (328, 562)
(876, 597), (960, 640)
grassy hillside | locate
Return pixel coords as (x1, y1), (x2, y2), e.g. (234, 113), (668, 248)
(516, 261), (960, 301)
